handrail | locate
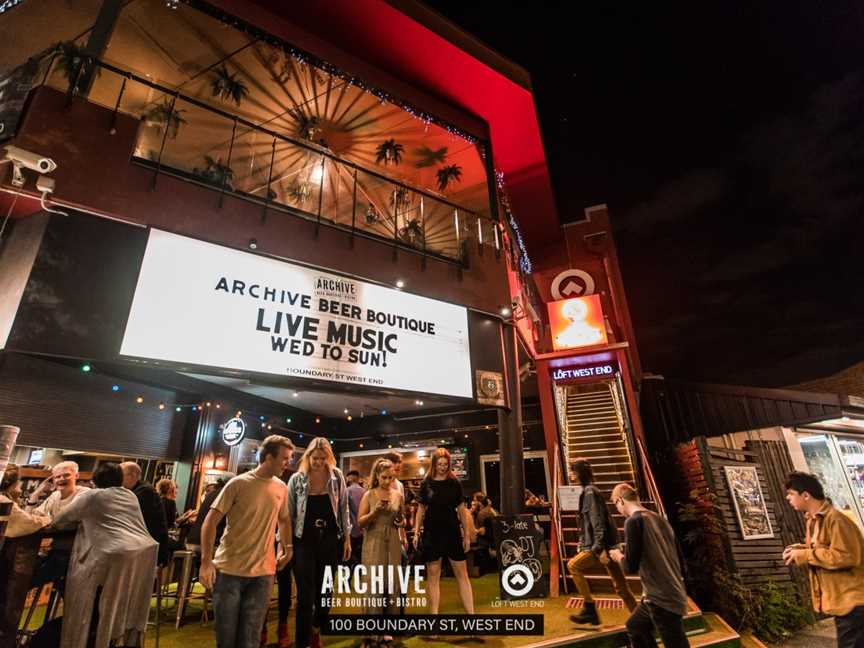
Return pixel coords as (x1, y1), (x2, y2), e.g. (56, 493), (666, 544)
(636, 435), (668, 519)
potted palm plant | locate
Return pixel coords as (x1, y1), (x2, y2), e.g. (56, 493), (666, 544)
(376, 139), (404, 166)
(399, 218), (424, 247)
(145, 100), (188, 139)
(53, 41), (99, 89)
(210, 65), (249, 106)
(413, 145), (448, 168)
(193, 156), (234, 188)
(436, 164), (462, 192)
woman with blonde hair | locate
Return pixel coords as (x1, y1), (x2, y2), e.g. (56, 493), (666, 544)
(287, 437), (351, 648)
(155, 478), (178, 527)
(413, 447), (474, 615)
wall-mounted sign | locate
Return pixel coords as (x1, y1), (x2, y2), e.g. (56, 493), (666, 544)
(221, 417), (246, 446)
(550, 268), (596, 299)
(120, 230), (472, 398)
(557, 485), (583, 511)
(475, 370), (505, 407)
(551, 361), (618, 384)
(547, 295), (607, 351)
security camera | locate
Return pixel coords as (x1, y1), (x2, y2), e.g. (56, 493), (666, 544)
(3, 145), (58, 187)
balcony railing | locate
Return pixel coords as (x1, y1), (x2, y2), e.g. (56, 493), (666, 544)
(4, 53), (503, 265)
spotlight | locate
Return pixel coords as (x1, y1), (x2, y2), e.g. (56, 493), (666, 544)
(206, 402), (212, 407)
(136, 396), (144, 404)
(248, 238), (258, 250)
(359, 443), (364, 448)
(111, 385), (120, 392)
(286, 417), (292, 424)
(81, 364), (92, 372)
(192, 405), (198, 411)
(395, 279), (405, 289)
(347, 415), (353, 421)
(292, 392), (299, 398)
(267, 424), (272, 430)
(215, 403), (221, 409)
(388, 444), (393, 448)
(158, 402), (166, 410)
(315, 417), (321, 424)
(343, 408), (349, 414)
(381, 409), (388, 416)
(176, 406), (182, 412)
(500, 306), (511, 317)
(260, 415), (266, 421)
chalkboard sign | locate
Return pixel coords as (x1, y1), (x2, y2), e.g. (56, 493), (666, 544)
(492, 514), (548, 599)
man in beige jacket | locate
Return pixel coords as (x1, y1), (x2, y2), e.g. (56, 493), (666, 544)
(783, 471), (864, 648)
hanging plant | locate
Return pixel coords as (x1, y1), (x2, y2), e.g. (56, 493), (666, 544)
(365, 204), (381, 225)
(375, 139), (404, 166)
(145, 100), (188, 139)
(295, 114), (322, 142)
(413, 145), (448, 168)
(287, 180), (312, 204)
(436, 164), (463, 192)
(53, 41), (99, 87)
(398, 218), (424, 247)
(193, 155), (234, 188)
(389, 186), (412, 213)
(210, 64), (249, 106)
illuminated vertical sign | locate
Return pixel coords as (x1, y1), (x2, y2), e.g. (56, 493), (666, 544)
(547, 295), (607, 351)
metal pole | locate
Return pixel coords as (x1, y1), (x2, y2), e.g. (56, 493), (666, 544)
(219, 117), (237, 209)
(315, 155), (325, 237)
(420, 195), (426, 269)
(108, 74), (127, 134)
(350, 168), (357, 248)
(151, 92), (179, 191)
(261, 137), (276, 222)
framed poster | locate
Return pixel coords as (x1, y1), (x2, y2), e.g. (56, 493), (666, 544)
(556, 485), (583, 511)
(724, 465), (774, 540)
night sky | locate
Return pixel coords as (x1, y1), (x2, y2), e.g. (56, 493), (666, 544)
(429, 1), (864, 387)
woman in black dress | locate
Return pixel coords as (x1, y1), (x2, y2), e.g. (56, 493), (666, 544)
(413, 447), (474, 614)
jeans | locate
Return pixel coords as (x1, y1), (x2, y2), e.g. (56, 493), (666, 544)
(294, 529), (340, 648)
(213, 571), (275, 648)
(626, 600), (690, 648)
(835, 605), (864, 648)
(567, 550), (638, 611)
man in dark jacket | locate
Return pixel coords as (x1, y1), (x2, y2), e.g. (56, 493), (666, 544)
(120, 461), (171, 565)
(567, 459), (637, 625)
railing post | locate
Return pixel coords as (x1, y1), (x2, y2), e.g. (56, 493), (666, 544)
(420, 195), (426, 270)
(315, 155), (325, 238)
(151, 91), (179, 191)
(476, 217), (484, 256)
(350, 168), (358, 248)
(392, 189), (399, 261)
(494, 221), (502, 260)
(219, 117), (238, 209)
(261, 137), (276, 222)
(454, 209), (463, 279)
(109, 74), (127, 134)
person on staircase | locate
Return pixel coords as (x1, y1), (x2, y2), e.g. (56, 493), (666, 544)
(567, 458), (637, 625)
(608, 483), (690, 648)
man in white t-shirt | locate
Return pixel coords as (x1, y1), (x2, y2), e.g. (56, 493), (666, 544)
(27, 461), (88, 518)
(200, 435), (295, 648)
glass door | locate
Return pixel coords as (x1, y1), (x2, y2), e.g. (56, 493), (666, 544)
(836, 436), (864, 524)
(796, 433), (864, 528)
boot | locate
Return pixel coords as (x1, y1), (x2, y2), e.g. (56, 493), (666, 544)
(277, 623), (292, 648)
(569, 601), (600, 625)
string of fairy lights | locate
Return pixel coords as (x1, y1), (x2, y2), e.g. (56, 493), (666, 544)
(165, 0), (482, 146)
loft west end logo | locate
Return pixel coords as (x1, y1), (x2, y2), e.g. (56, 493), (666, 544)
(315, 275), (358, 301)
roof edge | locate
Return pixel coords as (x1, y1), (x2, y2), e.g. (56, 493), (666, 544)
(384, 0), (533, 91)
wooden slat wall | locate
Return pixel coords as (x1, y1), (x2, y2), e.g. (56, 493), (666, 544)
(706, 448), (792, 587)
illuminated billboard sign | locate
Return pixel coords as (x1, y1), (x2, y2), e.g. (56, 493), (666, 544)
(120, 230), (472, 398)
(547, 295), (607, 351)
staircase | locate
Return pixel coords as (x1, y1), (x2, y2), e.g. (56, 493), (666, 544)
(560, 383), (642, 595)
(552, 383), (742, 648)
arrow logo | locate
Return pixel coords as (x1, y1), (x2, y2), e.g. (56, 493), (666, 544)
(560, 280), (585, 297)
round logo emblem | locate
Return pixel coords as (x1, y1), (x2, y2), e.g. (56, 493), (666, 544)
(221, 417), (246, 446)
(551, 269), (596, 300)
(501, 564), (535, 597)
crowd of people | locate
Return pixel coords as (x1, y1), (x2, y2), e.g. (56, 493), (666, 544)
(4, 441), (861, 648)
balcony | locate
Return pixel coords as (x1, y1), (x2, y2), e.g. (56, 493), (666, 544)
(2, 0), (504, 264)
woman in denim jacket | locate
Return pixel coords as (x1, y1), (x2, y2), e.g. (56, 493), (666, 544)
(287, 438), (351, 648)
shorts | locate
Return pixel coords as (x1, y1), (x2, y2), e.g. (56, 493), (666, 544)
(420, 529), (466, 562)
